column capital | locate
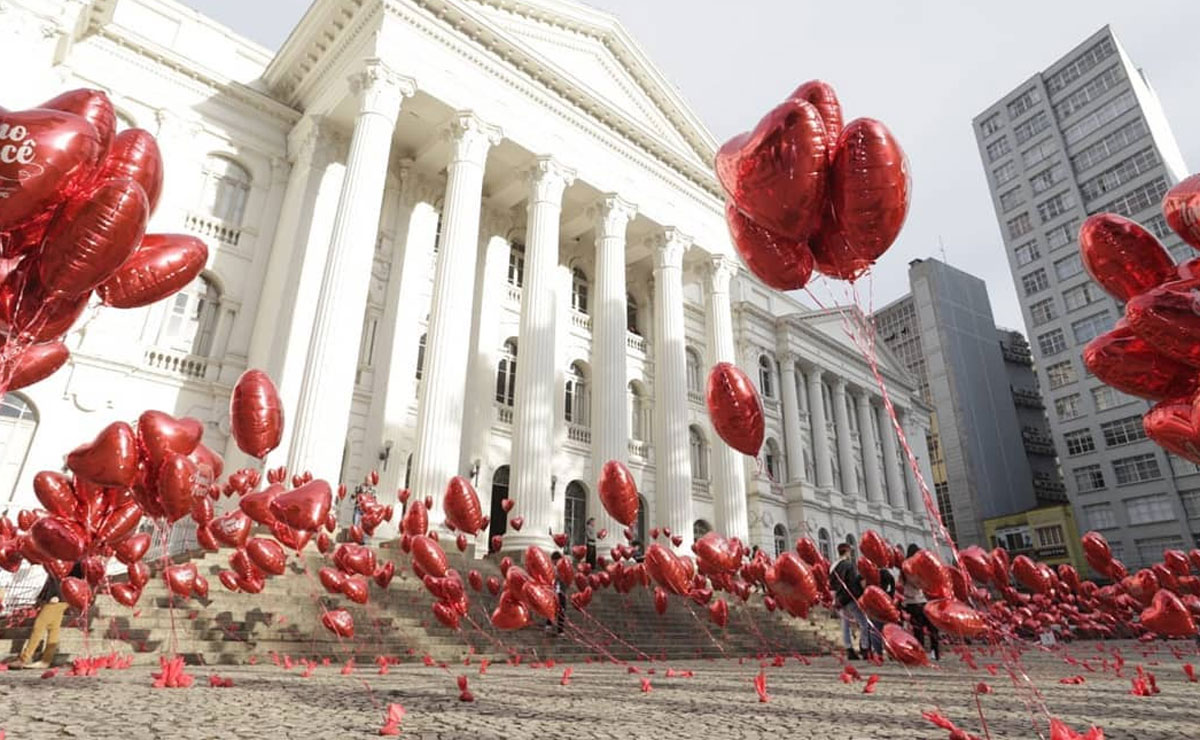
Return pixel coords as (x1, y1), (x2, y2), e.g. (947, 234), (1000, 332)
(349, 59), (415, 118)
(706, 254), (739, 295)
(287, 115), (347, 170)
(832, 377), (847, 394)
(855, 391), (872, 409)
(649, 227), (692, 270)
(806, 366), (824, 385)
(525, 156), (576, 205)
(444, 112), (503, 167)
(589, 193), (637, 238)
(778, 351), (799, 370)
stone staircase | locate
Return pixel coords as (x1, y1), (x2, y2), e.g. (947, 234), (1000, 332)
(1, 542), (839, 666)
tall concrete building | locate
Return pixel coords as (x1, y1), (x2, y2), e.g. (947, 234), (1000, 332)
(973, 26), (1197, 570)
(875, 258), (1064, 548)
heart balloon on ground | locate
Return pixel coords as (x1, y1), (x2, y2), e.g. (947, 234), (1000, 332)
(706, 362), (764, 456)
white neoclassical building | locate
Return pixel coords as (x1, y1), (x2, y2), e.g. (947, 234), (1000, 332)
(0, 0), (934, 557)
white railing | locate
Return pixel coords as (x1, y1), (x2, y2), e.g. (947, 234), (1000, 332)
(144, 347), (210, 380)
(570, 311), (592, 332)
(687, 389), (704, 406)
(567, 423), (591, 444)
(185, 213), (242, 247)
(692, 478), (711, 496)
(628, 439), (650, 459)
(506, 284), (522, 305)
(626, 332), (647, 354)
(495, 403), (513, 425)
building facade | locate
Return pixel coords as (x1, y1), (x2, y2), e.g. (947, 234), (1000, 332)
(973, 25), (1198, 570)
(0, 0), (933, 558)
(875, 258), (1064, 548)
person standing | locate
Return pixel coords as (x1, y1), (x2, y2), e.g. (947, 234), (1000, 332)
(9, 563), (82, 669)
(900, 543), (940, 660)
(547, 552), (567, 635)
(831, 543), (870, 660)
(584, 517), (597, 567)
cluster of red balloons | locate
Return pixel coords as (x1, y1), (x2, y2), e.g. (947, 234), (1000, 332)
(716, 79), (910, 289)
(1080, 174), (1200, 462)
(0, 89), (208, 394)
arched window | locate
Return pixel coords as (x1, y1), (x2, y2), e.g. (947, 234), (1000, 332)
(685, 347), (702, 394)
(564, 361), (590, 426)
(200, 155), (251, 226)
(764, 439), (781, 481)
(160, 274), (220, 356)
(689, 425), (708, 481)
(818, 527), (831, 561)
(415, 334), (427, 380)
(488, 465), (510, 542)
(628, 381), (646, 441)
(636, 494), (648, 545)
(496, 339), (517, 406)
(773, 524), (788, 557)
(626, 293), (640, 335)
(693, 519), (712, 541)
(0, 393), (37, 506)
(507, 243), (525, 287)
(571, 268), (589, 314)
(758, 354), (774, 398)
(564, 481), (588, 547)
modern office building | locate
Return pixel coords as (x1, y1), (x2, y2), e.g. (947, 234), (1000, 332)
(875, 258), (1065, 548)
(973, 25), (1198, 570)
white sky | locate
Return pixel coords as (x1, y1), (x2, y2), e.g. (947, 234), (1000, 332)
(183, 0), (1200, 331)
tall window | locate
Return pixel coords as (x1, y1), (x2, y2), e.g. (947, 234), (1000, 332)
(685, 348), (703, 394)
(1037, 191), (1075, 223)
(817, 528), (832, 560)
(764, 439), (781, 481)
(1046, 360), (1077, 389)
(414, 333), (426, 380)
(564, 481), (587, 547)
(986, 137), (1011, 162)
(758, 355), (774, 398)
(1063, 282), (1104, 311)
(689, 425), (708, 481)
(507, 243), (525, 287)
(0, 393), (37, 505)
(980, 113), (1003, 137)
(1091, 386), (1129, 412)
(564, 361), (589, 426)
(1071, 312), (1110, 344)
(626, 293), (640, 335)
(1022, 269), (1049, 296)
(773, 524), (788, 558)
(1030, 298), (1057, 326)
(1007, 212), (1033, 239)
(1054, 253), (1084, 281)
(571, 268), (589, 314)
(1073, 464), (1105, 492)
(496, 339), (517, 406)
(199, 155), (251, 226)
(1100, 415), (1146, 447)
(1037, 329), (1067, 357)
(1014, 241), (1041, 267)
(1063, 428), (1096, 456)
(160, 275), (220, 356)
(629, 382), (646, 441)
(1054, 393), (1083, 421)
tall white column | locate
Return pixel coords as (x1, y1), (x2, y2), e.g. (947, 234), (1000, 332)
(705, 256), (748, 541)
(857, 392), (884, 503)
(505, 157), (575, 552)
(410, 113), (502, 524)
(806, 369), (833, 488)
(651, 228), (695, 551)
(589, 194), (636, 548)
(778, 354), (805, 485)
(832, 379), (858, 497)
(288, 62), (413, 480)
(879, 403), (905, 509)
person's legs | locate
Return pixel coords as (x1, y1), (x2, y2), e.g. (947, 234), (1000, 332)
(556, 593), (566, 634)
(840, 608), (853, 650)
(867, 619), (884, 656)
(17, 603), (57, 663)
(37, 602), (68, 666)
(586, 544), (596, 567)
(849, 603), (871, 654)
(927, 619), (940, 660)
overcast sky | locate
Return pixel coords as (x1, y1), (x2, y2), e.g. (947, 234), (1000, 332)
(183, 0), (1200, 331)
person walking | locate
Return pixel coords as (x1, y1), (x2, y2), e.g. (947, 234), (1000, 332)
(584, 517), (597, 567)
(900, 543), (940, 660)
(831, 543), (870, 660)
(9, 563), (82, 669)
(547, 552), (567, 635)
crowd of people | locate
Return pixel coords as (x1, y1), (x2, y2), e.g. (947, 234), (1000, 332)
(832, 542), (939, 661)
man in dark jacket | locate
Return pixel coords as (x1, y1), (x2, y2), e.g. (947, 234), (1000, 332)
(831, 543), (870, 659)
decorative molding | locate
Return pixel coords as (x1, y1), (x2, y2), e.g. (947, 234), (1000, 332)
(706, 254), (738, 295)
(647, 227), (690, 270)
(443, 112), (503, 167)
(524, 155), (576, 205)
(349, 58), (417, 118)
(587, 193), (636, 239)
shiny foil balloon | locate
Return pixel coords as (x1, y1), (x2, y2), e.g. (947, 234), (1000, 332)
(67, 421), (139, 487)
(859, 529), (890, 569)
(97, 233), (207, 308)
(1082, 320), (1198, 401)
(829, 118), (909, 264)
(0, 261), (89, 342)
(923, 598), (987, 638)
(1163, 174), (1200, 249)
(882, 623), (928, 666)
(724, 201), (814, 290)
(137, 410), (203, 468)
(269, 479), (331, 532)
(1141, 589), (1197, 637)
(1079, 213), (1174, 302)
(5, 340), (69, 391)
(39, 89), (116, 166)
(764, 552), (819, 617)
(706, 362), (765, 456)
(38, 178), (149, 297)
(1126, 277), (1200, 367)
(0, 108), (103, 231)
(597, 459), (639, 527)
(788, 80), (842, 154)
(230, 368), (284, 459)
(1081, 531), (1115, 578)
(93, 129), (164, 214)
(715, 99), (829, 240)
(808, 205), (871, 281)
(959, 545), (995, 585)
(442, 475), (484, 535)
(644, 543), (692, 595)
(1144, 398), (1200, 464)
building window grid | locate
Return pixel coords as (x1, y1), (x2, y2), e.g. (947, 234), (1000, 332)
(1015, 241), (1041, 267)
(1054, 253), (1084, 281)
(1046, 360), (1078, 390)
(1046, 220), (1080, 251)
(1036, 525), (1065, 547)
(1063, 90), (1137, 145)
(1100, 415), (1147, 448)
(1113, 453), (1162, 485)
(1079, 148), (1160, 203)
(1022, 139), (1058, 169)
(1091, 385), (1131, 412)
(1008, 212), (1034, 239)
(1071, 311), (1110, 345)
(1180, 490), (1200, 520)
(1083, 503), (1117, 530)
(1014, 111), (1051, 145)
(1136, 536), (1187, 566)
(1029, 162), (1067, 195)
(1144, 214), (1172, 240)
(1038, 191), (1076, 224)
(1038, 329), (1068, 356)
(1054, 393), (1083, 421)
(994, 161), (1017, 185)
(1063, 282), (1105, 311)
(1125, 495), (1175, 525)
(1030, 298), (1057, 326)
(980, 113), (1004, 137)
(1022, 268), (1050, 296)
(1045, 36), (1117, 95)
(1073, 464), (1105, 492)
(1000, 187), (1026, 212)
(986, 137), (1012, 163)
(1054, 64), (1126, 121)
(1071, 118), (1149, 174)
(1007, 88), (1043, 120)
(1096, 177), (1169, 219)
(1064, 428), (1096, 456)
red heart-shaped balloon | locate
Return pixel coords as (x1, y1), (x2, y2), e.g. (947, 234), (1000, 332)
(724, 200), (815, 291)
(706, 362), (764, 456)
(138, 410), (203, 468)
(38, 177), (149, 297)
(30, 516), (86, 562)
(1012, 554), (1052, 595)
(597, 460), (639, 527)
(157, 452), (198, 523)
(501, 498), (515, 514)
(67, 421), (138, 487)
(230, 369), (283, 459)
(1083, 320), (1198, 401)
(1144, 398), (1200, 464)
(882, 622), (928, 666)
(1164, 174), (1200, 249)
(828, 118), (909, 267)
(97, 501), (142, 545)
(5, 340), (69, 391)
(645, 543), (692, 595)
(715, 98), (828, 240)
(322, 608), (355, 638)
(411, 535), (448, 578)
(92, 128), (163, 213)
(115, 532), (151, 565)
(1081, 531), (1114, 578)
(246, 537), (287, 576)
(210, 510), (252, 549)
(442, 475), (483, 535)
(373, 561), (395, 589)
(0, 263), (90, 342)
(110, 582), (141, 607)
(189, 443), (224, 483)
(164, 563), (197, 598)
(490, 592), (530, 630)
(340, 575), (369, 604)
(269, 479), (331, 531)
(764, 552), (818, 618)
(859, 530), (890, 570)
(432, 600), (461, 630)
(693, 531), (741, 575)
(97, 233), (207, 309)
(1141, 589), (1196, 637)
(0, 107), (103, 231)
(239, 483), (284, 526)
(959, 545), (995, 585)
(32, 471), (76, 519)
(1079, 213), (1174, 302)
(524, 545), (555, 586)
(62, 576), (92, 610)
(509, 516), (524, 532)
(1126, 277), (1200, 367)
(522, 581), (558, 621)
(39, 89), (116, 166)
(860, 584), (900, 624)
(902, 549), (952, 599)
(788, 80), (842, 154)
(924, 598), (987, 638)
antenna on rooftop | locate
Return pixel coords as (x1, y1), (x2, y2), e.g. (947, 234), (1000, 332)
(938, 236), (949, 265)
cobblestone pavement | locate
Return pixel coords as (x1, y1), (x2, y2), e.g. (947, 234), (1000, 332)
(1, 640), (1198, 739)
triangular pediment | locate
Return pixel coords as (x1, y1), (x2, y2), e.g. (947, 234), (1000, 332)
(799, 308), (912, 384)
(461, 0), (716, 170)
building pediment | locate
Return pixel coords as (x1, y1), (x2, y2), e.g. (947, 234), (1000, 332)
(797, 308), (914, 389)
